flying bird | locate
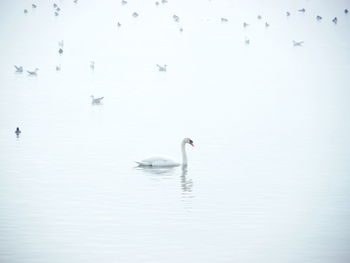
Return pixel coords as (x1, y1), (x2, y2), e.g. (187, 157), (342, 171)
(14, 65), (23, 73)
(27, 68), (39, 76)
(156, 64), (167, 72)
(91, 95), (104, 105)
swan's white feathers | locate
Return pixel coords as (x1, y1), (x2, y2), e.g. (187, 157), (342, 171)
(137, 154), (180, 167)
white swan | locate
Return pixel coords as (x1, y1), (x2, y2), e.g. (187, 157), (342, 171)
(137, 138), (194, 167)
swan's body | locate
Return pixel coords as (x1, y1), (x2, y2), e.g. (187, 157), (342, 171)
(137, 138), (194, 167)
(14, 65), (23, 73)
(91, 95), (104, 104)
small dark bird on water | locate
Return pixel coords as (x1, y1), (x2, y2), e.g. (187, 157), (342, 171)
(257, 15), (262, 20)
(286, 11), (290, 16)
(15, 127), (21, 136)
(345, 9), (348, 14)
(316, 15), (322, 20)
(32, 4), (37, 8)
(58, 48), (63, 54)
(265, 22), (269, 27)
(332, 17), (338, 24)
(24, 9), (28, 14)
(298, 8), (305, 13)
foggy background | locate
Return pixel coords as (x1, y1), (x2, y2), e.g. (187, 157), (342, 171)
(0, 0), (350, 262)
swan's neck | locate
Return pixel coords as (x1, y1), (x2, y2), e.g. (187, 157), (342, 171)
(181, 141), (187, 166)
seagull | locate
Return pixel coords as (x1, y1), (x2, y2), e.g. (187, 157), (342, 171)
(27, 68), (39, 76)
(121, 0), (127, 5)
(316, 15), (322, 20)
(345, 9), (349, 14)
(332, 17), (337, 24)
(245, 37), (250, 45)
(54, 11), (59, 16)
(24, 9), (28, 14)
(298, 8), (305, 13)
(90, 61), (95, 71)
(243, 22), (249, 27)
(58, 40), (64, 48)
(32, 4), (37, 8)
(221, 17), (228, 23)
(56, 64), (61, 71)
(265, 22), (269, 27)
(15, 127), (21, 136)
(132, 12), (139, 18)
(53, 3), (57, 8)
(91, 95), (104, 105)
(58, 48), (63, 54)
(161, 0), (168, 4)
(293, 40), (304, 46)
(173, 15), (180, 22)
(14, 65), (23, 73)
(286, 11), (291, 16)
(257, 15), (262, 20)
(156, 64), (167, 72)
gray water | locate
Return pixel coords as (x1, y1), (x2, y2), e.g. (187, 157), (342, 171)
(1, 0), (350, 262)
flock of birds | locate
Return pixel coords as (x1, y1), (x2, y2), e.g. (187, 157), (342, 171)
(12, 1), (349, 167)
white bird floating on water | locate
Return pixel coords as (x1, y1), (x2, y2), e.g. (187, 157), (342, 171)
(91, 95), (104, 105)
(156, 64), (167, 72)
(293, 40), (304, 46)
(90, 61), (95, 71)
(27, 68), (39, 76)
(137, 138), (194, 167)
(173, 15), (180, 22)
(14, 65), (23, 73)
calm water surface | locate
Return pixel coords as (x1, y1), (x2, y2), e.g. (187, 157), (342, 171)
(1, 0), (350, 262)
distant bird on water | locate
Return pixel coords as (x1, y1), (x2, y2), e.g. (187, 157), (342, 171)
(257, 15), (262, 20)
(155, 1), (159, 6)
(286, 11), (291, 16)
(58, 48), (63, 54)
(91, 95), (104, 105)
(32, 4), (37, 8)
(173, 15), (180, 22)
(243, 22), (249, 27)
(265, 22), (269, 27)
(14, 65), (23, 73)
(56, 64), (61, 71)
(90, 61), (95, 71)
(332, 17), (338, 24)
(221, 17), (228, 23)
(24, 9), (28, 14)
(53, 3), (58, 8)
(27, 68), (39, 76)
(121, 0), (127, 5)
(132, 12), (139, 18)
(245, 37), (250, 45)
(74, 0), (78, 3)
(117, 22), (121, 27)
(54, 11), (59, 16)
(298, 8), (305, 13)
(316, 15), (322, 20)
(293, 40), (304, 46)
(58, 40), (64, 48)
(15, 127), (21, 136)
(161, 0), (168, 4)
(345, 9), (349, 14)
(156, 64), (167, 72)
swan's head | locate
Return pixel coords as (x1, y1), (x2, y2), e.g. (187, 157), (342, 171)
(184, 138), (194, 147)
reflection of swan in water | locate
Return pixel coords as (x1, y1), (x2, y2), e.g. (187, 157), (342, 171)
(181, 167), (193, 194)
